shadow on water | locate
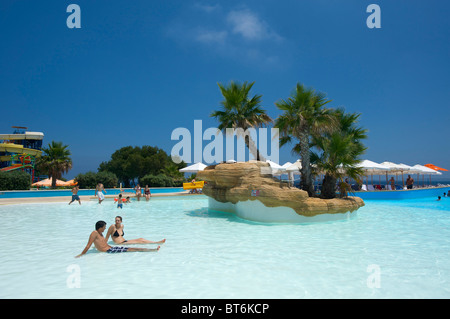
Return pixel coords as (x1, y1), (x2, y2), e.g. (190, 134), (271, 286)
(184, 207), (352, 227)
(185, 207), (279, 226)
(185, 207), (240, 222)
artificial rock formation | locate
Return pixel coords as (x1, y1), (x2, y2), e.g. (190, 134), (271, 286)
(197, 161), (364, 217)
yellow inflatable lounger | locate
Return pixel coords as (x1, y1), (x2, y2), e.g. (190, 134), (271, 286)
(183, 181), (204, 190)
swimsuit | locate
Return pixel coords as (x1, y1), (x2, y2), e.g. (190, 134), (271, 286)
(72, 194), (80, 200)
(112, 228), (127, 242)
(113, 229), (124, 237)
(106, 246), (128, 253)
(117, 203), (123, 209)
(97, 191), (105, 200)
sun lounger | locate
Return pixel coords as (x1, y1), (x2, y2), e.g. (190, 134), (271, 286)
(367, 185), (375, 191)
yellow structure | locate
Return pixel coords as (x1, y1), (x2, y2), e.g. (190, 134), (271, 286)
(0, 127), (44, 180)
(183, 181), (204, 190)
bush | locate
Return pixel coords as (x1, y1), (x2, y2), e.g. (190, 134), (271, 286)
(96, 171), (118, 188)
(0, 171), (31, 190)
(139, 174), (174, 187)
(172, 178), (184, 187)
(75, 171), (118, 189)
(75, 172), (97, 189)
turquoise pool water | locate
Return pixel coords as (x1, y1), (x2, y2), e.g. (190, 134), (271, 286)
(0, 195), (449, 298)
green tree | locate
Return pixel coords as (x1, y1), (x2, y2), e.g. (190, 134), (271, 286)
(211, 81), (272, 161)
(0, 170), (31, 190)
(161, 163), (185, 186)
(36, 141), (72, 188)
(75, 171), (118, 189)
(99, 145), (186, 187)
(311, 108), (368, 199)
(74, 171), (98, 189)
(275, 83), (335, 196)
(139, 174), (174, 187)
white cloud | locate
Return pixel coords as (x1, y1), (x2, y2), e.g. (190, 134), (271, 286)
(226, 9), (282, 41)
(166, 5), (287, 67)
(195, 29), (228, 45)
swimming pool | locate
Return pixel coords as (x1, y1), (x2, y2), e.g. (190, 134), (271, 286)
(0, 187), (185, 198)
(353, 186), (450, 200)
(0, 195), (449, 298)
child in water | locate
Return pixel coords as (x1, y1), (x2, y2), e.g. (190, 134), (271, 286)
(117, 194), (123, 209)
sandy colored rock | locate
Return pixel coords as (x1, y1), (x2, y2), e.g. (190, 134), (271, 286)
(197, 161), (364, 217)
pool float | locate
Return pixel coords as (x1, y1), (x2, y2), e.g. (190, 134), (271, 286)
(114, 198), (127, 202)
(183, 181), (204, 190)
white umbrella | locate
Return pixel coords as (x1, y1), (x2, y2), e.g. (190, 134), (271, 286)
(409, 164), (439, 174)
(409, 164), (442, 187)
(286, 160), (302, 174)
(354, 160), (391, 187)
(356, 160), (391, 172)
(398, 163), (413, 170)
(281, 162), (291, 167)
(380, 162), (410, 173)
(273, 161), (293, 184)
(179, 162), (207, 173)
(271, 162), (293, 176)
(266, 160), (284, 175)
(281, 162), (292, 170)
(381, 161), (412, 187)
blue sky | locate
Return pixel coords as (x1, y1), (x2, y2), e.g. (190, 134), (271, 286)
(0, 0), (449, 180)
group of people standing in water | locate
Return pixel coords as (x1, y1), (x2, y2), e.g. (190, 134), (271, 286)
(68, 182), (152, 206)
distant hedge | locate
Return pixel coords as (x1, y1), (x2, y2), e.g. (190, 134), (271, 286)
(139, 174), (175, 187)
(75, 171), (118, 189)
(0, 171), (31, 190)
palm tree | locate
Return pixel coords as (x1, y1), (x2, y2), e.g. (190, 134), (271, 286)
(211, 81), (272, 161)
(275, 83), (335, 196)
(161, 163), (184, 179)
(311, 108), (368, 199)
(36, 141), (72, 188)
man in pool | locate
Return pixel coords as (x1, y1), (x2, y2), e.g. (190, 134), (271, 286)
(68, 185), (81, 205)
(75, 221), (160, 258)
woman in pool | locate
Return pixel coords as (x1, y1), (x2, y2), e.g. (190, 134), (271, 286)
(135, 184), (142, 201)
(144, 185), (151, 201)
(105, 216), (166, 245)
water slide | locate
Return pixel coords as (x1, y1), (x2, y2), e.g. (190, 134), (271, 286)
(0, 143), (42, 156)
(0, 143), (40, 172)
(0, 163), (32, 172)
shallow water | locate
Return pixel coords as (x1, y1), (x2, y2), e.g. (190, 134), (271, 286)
(0, 195), (449, 298)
